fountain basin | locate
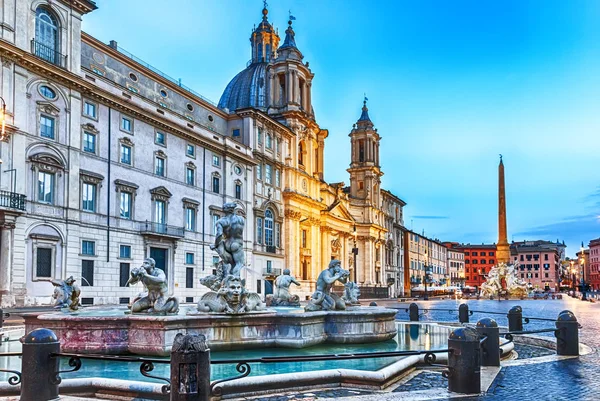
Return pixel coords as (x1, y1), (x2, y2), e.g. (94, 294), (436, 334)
(23, 306), (397, 356)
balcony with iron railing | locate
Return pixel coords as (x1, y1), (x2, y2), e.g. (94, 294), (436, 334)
(31, 40), (67, 68)
(140, 221), (184, 238)
(0, 191), (26, 211)
(253, 243), (283, 255)
(263, 266), (282, 277)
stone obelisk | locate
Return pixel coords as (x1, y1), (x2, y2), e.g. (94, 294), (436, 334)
(497, 155), (510, 264)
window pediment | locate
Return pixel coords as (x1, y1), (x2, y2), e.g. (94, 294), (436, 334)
(80, 169), (104, 184)
(82, 122), (99, 134)
(115, 179), (138, 193)
(155, 150), (167, 158)
(29, 153), (65, 172)
(150, 186), (172, 201)
(37, 101), (60, 116)
(120, 137), (134, 146)
(185, 161), (196, 169)
(183, 197), (200, 210)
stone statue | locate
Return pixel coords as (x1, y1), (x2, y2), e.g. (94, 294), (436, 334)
(49, 276), (81, 311)
(197, 275), (265, 314)
(480, 262), (528, 298)
(210, 202), (245, 277)
(305, 259), (350, 312)
(342, 281), (361, 306)
(266, 268), (300, 306)
(127, 258), (179, 314)
(197, 203), (266, 314)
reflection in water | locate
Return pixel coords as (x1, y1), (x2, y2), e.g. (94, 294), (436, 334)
(0, 322), (450, 383)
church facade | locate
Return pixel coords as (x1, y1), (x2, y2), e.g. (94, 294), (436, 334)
(0, 1), (405, 306)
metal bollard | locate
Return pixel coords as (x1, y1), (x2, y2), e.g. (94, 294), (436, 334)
(458, 304), (469, 324)
(447, 327), (481, 394)
(409, 303), (419, 321)
(555, 311), (579, 356)
(20, 328), (60, 401)
(170, 333), (210, 400)
(507, 305), (523, 332)
(476, 318), (500, 367)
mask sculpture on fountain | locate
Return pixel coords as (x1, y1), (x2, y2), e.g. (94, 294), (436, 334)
(127, 258), (179, 314)
(480, 262), (528, 298)
(49, 276), (81, 311)
(305, 259), (350, 312)
(342, 281), (361, 306)
(198, 203), (266, 313)
(266, 268), (301, 306)
(198, 275), (265, 314)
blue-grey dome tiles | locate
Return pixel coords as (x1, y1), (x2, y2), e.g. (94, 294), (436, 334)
(218, 62), (268, 112)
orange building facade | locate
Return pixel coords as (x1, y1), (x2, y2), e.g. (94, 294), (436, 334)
(455, 244), (497, 289)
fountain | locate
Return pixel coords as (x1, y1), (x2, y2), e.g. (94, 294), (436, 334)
(23, 203), (397, 356)
(480, 262), (528, 298)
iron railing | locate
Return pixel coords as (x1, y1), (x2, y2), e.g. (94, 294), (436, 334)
(0, 352), (22, 385)
(0, 191), (26, 211)
(263, 266), (281, 277)
(116, 45), (217, 106)
(50, 353), (171, 394)
(31, 40), (67, 68)
(140, 221), (185, 238)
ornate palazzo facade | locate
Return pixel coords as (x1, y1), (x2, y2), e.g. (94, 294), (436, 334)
(0, 2), (406, 306)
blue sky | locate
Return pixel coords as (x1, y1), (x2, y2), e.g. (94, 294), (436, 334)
(83, 1), (600, 257)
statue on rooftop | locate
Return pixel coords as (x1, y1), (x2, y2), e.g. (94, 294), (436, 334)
(49, 276), (81, 311)
(305, 259), (350, 312)
(127, 258), (179, 314)
(266, 268), (301, 306)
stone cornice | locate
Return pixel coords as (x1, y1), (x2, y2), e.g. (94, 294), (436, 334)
(235, 108), (293, 138)
(56, 0), (98, 15)
(282, 190), (325, 209)
(0, 40), (256, 167)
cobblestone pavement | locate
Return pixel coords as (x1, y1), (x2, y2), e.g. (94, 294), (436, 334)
(242, 297), (600, 401)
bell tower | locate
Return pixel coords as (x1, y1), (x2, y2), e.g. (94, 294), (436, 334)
(347, 99), (383, 205)
(250, 3), (279, 64)
(267, 17), (314, 118)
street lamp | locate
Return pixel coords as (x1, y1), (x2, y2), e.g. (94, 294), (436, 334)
(351, 224), (358, 283)
(423, 265), (431, 301)
(570, 260), (576, 294)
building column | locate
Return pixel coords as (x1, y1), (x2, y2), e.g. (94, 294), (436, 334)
(0, 221), (15, 297)
(286, 71), (293, 103)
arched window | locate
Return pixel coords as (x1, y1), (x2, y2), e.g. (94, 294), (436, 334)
(264, 209), (274, 246)
(35, 7), (59, 64)
(298, 142), (304, 166)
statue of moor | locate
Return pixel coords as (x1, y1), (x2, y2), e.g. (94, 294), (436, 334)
(305, 259), (350, 312)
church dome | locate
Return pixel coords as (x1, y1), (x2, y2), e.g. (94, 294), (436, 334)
(218, 62), (268, 112)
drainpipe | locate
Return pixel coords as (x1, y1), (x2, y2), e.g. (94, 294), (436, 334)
(106, 107), (111, 262)
(201, 147), (206, 271)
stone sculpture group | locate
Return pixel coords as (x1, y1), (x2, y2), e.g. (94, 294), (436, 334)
(48, 202), (363, 315)
(480, 262), (528, 298)
(197, 203), (266, 313)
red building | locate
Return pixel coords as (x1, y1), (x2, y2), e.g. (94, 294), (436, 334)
(455, 244), (497, 289)
(589, 238), (600, 291)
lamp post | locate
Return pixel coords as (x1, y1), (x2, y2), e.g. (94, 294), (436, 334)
(570, 261), (575, 294)
(423, 265), (430, 301)
(580, 242), (587, 301)
(351, 224), (358, 283)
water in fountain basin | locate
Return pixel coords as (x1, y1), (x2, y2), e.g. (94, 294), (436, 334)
(0, 322), (449, 383)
